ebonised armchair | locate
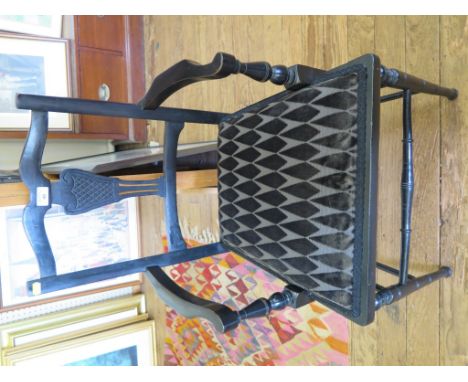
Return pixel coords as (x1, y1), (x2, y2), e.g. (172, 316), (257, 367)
(17, 52), (456, 332)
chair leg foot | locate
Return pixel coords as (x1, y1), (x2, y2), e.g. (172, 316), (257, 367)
(375, 266), (452, 310)
(380, 65), (458, 100)
(448, 88), (459, 100)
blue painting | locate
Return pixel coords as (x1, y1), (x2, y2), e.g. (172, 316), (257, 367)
(65, 345), (138, 366)
(0, 53), (45, 113)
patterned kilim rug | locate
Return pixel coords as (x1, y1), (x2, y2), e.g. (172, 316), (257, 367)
(162, 235), (349, 366)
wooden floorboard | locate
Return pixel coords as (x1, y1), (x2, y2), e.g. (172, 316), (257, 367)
(440, 15), (468, 366)
(374, 15), (408, 366)
(142, 16), (468, 365)
(405, 16), (441, 366)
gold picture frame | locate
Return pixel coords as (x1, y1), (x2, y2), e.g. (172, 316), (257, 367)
(3, 320), (157, 366)
(0, 294), (147, 364)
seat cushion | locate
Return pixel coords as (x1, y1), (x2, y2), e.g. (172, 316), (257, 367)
(218, 56), (379, 323)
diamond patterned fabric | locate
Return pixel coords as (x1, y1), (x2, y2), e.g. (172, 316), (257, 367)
(218, 71), (362, 311)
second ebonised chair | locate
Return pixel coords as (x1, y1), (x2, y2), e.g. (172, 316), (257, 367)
(17, 52), (456, 332)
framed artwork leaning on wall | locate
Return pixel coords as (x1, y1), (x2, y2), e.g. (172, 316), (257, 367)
(2, 320), (157, 366)
(0, 198), (141, 309)
(0, 16), (62, 38)
(0, 33), (71, 130)
(0, 294), (148, 364)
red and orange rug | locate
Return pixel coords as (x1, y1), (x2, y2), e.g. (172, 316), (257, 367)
(162, 237), (349, 366)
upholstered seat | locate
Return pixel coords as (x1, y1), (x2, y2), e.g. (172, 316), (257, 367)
(218, 64), (376, 322)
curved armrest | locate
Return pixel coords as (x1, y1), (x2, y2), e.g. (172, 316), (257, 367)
(138, 52), (321, 110)
(146, 266), (240, 332)
(138, 52), (238, 110)
(146, 266), (313, 333)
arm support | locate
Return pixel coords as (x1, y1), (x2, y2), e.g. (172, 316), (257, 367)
(138, 52), (324, 110)
(146, 266), (313, 333)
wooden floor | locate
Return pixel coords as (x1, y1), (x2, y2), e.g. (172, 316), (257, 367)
(142, 16), (468, 365)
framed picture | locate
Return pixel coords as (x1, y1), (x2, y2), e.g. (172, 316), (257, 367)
(3, 320), (157, 366)
(0, 34), (71, 130)
(0, 294), (146, 348)
(0, 294), (147, 364)
(0, 198), (141, 308)
(0, 16), (62, 38)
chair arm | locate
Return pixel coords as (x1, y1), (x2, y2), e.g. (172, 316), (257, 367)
(138, 52), (325, 110)
(146, 266), (313, 333)
(146, 266), (240, 332)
